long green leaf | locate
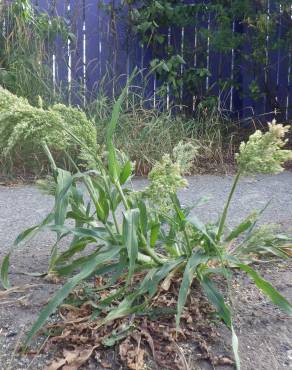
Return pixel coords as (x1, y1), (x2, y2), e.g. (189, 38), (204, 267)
(106, 69), (137, 181)
(225, 212), (258, 242)
(176, 250), (208, 329)
(55, 250), (101, 276)
(55, 237), (93, 265)
(150, 223), (160, 248)
(14, 213), (54, 246)
(237, 263), (292, 315)
(0, 254), (10, 289)
(170, 193), (186, 223)
(102, 294), (146, 324)
(123, 208), (140, 283)
(138, 200), (148, 237)
(54, 169), (73, 231)
(119, 161), (132, 185)
(201, 275), (232, 327)
(50, 225), (108, 242)
(188, 215), (217, 247)
(25, 246), (120, 345)
(106, 87), (129, 181)
(142, 258), (184, 297)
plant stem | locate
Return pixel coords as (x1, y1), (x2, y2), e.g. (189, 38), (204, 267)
(114, 178), (164, 264)
(112, 211), (121, 234)
(115, 181), (130, 210)
(139, 233), (165, 265)
(183, 228), (192, 255)
(217, 171), (241, 242)
(42, 142), (57, 171)
(102, 179), (121, 235)
(143, 243), (165, 265)
(105, 223), (118, 243)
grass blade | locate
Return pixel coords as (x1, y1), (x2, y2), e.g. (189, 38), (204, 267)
(119, 161), (132, 185)
(225, 212), (257, 242)
(150, 223), (160, 248)
(201, 275), (232, 327)
(25, 246), (120, 345)
(106, 70), (136, 181)
(54, 169), (72, 229)
(0, 254), (10, 289)
(237, 263), (292, 315)
(176, 250), (208, 329)
(138, 200), (148, 237)
(14, 213), (54, 246)
(123, 208), (140, 283)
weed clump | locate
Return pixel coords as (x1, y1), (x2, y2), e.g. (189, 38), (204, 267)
(0, 87), (97, 174)
(1, 84), (291, 369)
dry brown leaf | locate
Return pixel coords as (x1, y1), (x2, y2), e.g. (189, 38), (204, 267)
(119, 338), (131, 361)
(119, 338), (145, 370)
(171, 342), (190, 370)
(45, 358), (67, 370)
(161, 269), (178, 291)
(45, 346), (98, 370)
(140, 329), (156, 360)
(127, 348), (145, 370)
(282, 245), (292, 256)
(214, 356), (234, 366)
(100, 361), (112, 368)
(0, 284), (41, 298)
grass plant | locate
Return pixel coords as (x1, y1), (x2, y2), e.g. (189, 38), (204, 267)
(1, 86), (292, 369)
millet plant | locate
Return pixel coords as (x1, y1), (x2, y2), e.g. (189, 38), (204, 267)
(1, 85), (292, 368)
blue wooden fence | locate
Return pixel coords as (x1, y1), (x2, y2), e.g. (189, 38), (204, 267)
(32, 0), (292, 120)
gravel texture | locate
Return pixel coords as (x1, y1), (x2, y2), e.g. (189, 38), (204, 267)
(0, 173), (292, 369)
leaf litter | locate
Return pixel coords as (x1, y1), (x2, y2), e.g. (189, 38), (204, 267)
(31, 273), (235, 370)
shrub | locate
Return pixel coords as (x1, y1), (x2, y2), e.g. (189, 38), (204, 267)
(0, 87), (98, 174)
(1, 85), (292, 368)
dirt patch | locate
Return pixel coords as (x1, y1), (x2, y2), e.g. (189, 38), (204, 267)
(0, 174), (292, 369)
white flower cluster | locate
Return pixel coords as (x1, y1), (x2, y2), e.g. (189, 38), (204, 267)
(236, 119), (292, 174)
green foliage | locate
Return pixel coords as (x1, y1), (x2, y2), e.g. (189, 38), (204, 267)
(1, 91), (292, 369)
(0, 0), (68, 105)
(100, 0), (292, 110)
(89, 91), (232, 175)
(0, 87), (97, 174)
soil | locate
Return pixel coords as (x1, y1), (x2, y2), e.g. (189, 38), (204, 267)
(0, 173), (292, 370)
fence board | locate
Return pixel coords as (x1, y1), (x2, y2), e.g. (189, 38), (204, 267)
(9, 0), (292, 120)
(84, 0), (100, 97)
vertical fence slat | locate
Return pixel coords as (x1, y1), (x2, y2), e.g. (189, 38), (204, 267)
(84, 0), (100, 99)
(53, 1), (68, 98)
(68, 0), (86, 105)
(5, 0), (292, 120)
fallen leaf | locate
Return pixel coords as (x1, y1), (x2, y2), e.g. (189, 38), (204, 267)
(214, 356), (234, 366)
(100, 361), (112, 368)
(119, 338), (145, 370)
(45, 346), (98, 370)
(45, 358), (66, 370)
